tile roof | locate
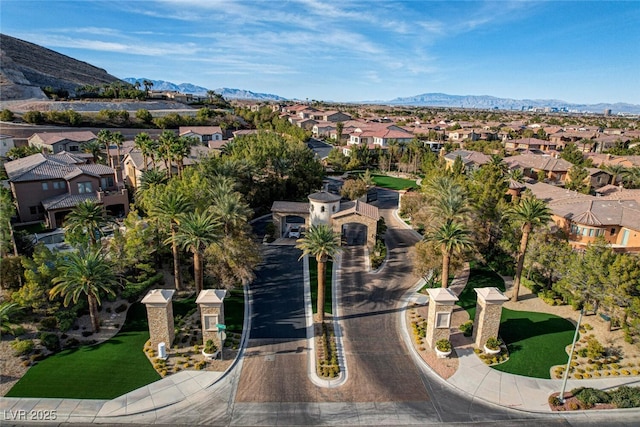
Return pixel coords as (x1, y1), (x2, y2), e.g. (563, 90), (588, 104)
(179, 126), (223, 136)
(525, 182), (640, 231)
(41, 193), (99, 210)
(271, 201), (309, 214)
(505, 154), (572, 172)
(332, 200), (379, 220)
(5, 152), (114, 182)
(29, 131), (96, 145)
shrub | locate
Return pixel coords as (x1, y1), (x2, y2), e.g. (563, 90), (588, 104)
(39, 316), (58, 331)
(609, 386), (640, 408)
(574, 388), (610, 407)
(586, 337), (605, 359)
(82, 331), (94, 337)
(548, 395), (562, 406)
(459, 321), (473, 337)
(115, 303), (128, 313)
(435, 339), (452, 352)
(39, 332), (61, 352)
(485, 337), (501, 350)
(11, 338), (34, 356)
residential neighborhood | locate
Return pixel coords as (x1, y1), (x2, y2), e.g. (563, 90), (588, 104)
(1, 93), (640, 427)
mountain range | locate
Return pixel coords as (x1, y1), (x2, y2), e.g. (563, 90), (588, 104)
(123, 78), (287, 102)
(1, 32), (638, 114)
(124, 78), (640, 114)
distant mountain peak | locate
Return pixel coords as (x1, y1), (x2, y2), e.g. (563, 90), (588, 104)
(123, 78), (287, 101)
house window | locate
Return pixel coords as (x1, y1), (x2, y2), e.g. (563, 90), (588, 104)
(589, 228), (595, 237)
(30, 206), (38, 215)
(41, 182), (49, 191)
(332, 206), (336, 212)
(100, 177), (114, 189)
(321, 206), (325, 213)
(53, 181), (64, 190)
(78, 182), (93, 194)
(69, 146), (79, 152)
(435, 312), (451, 329)
(203, 314), (219, 331)
(611, 228), (616, 235)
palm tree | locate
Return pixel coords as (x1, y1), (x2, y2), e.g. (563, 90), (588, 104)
(173, 210), (220, 295)
(0, 302), (22, 336)
(64, 200), (112, 247)
(50, 247), (117, 333)
(158, 130), (177, 177)
(210, 190), (252, 236)
(601, 164), (627, 185)
(81, 140), (106, 164)
(134, 132), (153, 171)
(148, 192), (193, 290)
(507, 197), (552, 302)
(621, 167), (640, 188)
(425, 219), (473, 288)
(295, 224), (342, 324)
(111, 131), (124, 172)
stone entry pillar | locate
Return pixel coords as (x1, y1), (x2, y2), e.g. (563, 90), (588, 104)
(141, 289), (175, 349)
(425, 288), (459, 349)
(196, 289), (227, 348)
(473, 287), (509, 349)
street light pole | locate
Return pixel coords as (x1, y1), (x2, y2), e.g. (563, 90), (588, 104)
(559, 308), (583, 403)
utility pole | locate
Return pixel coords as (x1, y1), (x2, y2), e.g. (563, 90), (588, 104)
(559, 308), (583, 403)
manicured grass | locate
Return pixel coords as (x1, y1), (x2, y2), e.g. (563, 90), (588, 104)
(309, 258), (333, 315)
(456, 265), (576, 379)
(371, 174), (418, 190)
(493, 308), (575, 379)
(457, 266), (505, 320)
(7, 303), (160, 399)
(223, 287), (245, 333)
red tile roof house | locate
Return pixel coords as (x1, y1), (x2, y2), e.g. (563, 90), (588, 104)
(505, 153), (573, 184)
(343, 124), (414, 156)
(28, 131), (97, 154)
(4, 152), (129, 228)
(526, 181), (640, 253)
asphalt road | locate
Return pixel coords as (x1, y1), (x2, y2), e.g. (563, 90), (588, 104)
(111, 188), (637, 425)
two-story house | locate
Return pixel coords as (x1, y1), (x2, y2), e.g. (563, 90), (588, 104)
(28, 131), (97, 154)
(505, 154), (572, 184)
(443, 150), (491, 173)
(179, 126), (224, 144)
(526, 181), (640, 253)
(5, 152), (128, 228)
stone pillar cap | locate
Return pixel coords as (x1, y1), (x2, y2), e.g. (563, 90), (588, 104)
(141, 288), (175, 305)
(474, 287), (509, 303)
(426, 287), (459, 304)
(196, 289), (227, 304)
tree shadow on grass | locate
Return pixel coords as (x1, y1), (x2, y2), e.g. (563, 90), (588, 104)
(500, 316), (574, 343)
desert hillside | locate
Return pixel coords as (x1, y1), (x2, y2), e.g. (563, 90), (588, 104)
(0, 33), (123, 101)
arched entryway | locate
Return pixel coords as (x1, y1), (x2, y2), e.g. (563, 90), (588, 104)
(341, 222), (367, 246)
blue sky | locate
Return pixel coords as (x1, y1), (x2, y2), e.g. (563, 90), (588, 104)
(2, 1), (639, 104)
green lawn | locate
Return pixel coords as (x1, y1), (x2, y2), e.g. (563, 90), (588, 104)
(7, 303), (160, 399)
(7, 290), (246, 399)
(456, 265), (576, 379)
(309, 258), (333, 315)
(223, 287), (245, 333)
(457, 266), (505, 320)
(493, 308), (575, 379)
(371, 174), (418, 190)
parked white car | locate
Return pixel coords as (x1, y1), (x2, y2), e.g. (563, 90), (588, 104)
(289, 226), (302, 239)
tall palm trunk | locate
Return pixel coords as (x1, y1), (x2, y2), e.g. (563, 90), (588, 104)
(171, 226), (182, 290)
(194, 251), (203, 295)
(317, 256), (327, 324)
(512, 224), (532, 302)
(88, 294), (100, 333)
(441, 248), (451, 288)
